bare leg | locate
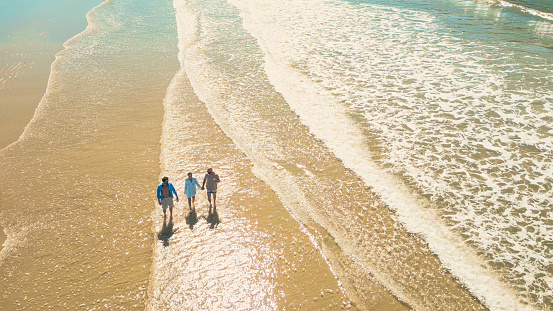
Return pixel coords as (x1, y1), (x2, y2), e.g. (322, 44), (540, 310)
(169, 206), (173, 217)
(207, 192), (212, 206)
(213, 193), (217, 208)
(191, 196), (196, 210)
(187, 197), (192, 210)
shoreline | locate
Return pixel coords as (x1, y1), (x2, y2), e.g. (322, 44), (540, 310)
(146, 63), (371, 309)
(0, 44), (59, 149)
(0, 0), (100, 150)
(0, 0), (179, 308)
(175, 0), (491, 307)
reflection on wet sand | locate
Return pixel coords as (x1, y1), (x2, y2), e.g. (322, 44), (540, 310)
(0, 226), (6, 253)
(147, 63), (353, 309)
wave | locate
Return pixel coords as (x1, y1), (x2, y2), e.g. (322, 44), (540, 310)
(223, 0), (548, 309)
(494, 0), (553, 20)
(1, 1), (109, 154)
(169, 0), (538, 309)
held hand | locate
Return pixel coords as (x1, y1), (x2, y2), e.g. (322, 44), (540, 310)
(158, 200), (162, 205)
(176, 197), (179, 202)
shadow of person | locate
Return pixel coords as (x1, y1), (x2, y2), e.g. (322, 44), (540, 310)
(157, 215), (174, 247)
(207, 206), (220, 229)
(185, 210), (198, 230)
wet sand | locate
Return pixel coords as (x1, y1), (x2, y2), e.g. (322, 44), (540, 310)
(0, 226), (6, 252)
(0, 44), (58, 149)
(0, 1), (179, 308)
(147, 68), (407, 310)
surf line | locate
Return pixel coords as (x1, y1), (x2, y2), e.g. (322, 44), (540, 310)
(1, 0), (109, 154)
(496, 0), (553, 21)
(267, 61), (534, 311)
(225, 5), (535, 311)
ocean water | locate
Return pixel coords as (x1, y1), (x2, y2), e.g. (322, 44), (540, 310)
(1, 0), (552, 310)
(0, 0), (99, 148)
(175, 0), (552, 308)
(0, 0), (179, 308)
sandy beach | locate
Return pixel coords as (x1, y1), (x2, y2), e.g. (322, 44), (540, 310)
(0, 44), (57, 149)
(0, 227), (5, 251)
(0, 1), (365, 309)
(1, 0), (551, 309)
(146, 66), (406, 310)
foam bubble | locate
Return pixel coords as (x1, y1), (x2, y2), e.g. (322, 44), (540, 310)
(226, 0), (552, 308)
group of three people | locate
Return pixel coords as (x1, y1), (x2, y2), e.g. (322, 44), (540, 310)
(156, 168), (220, 218)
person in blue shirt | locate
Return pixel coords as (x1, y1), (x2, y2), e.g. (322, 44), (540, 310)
(157, 176), (179, 218)
(184, 172), (202, 211)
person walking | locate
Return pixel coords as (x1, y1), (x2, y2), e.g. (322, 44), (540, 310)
(157, 176), (179, 218)
(201, 168), (220, 208)
(184, 172), (202, 211)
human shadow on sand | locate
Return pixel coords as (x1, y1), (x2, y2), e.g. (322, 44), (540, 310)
(206, 207), (220, 229)
(185, 210), (198, 230)
(157, 215), (175, 247)
(185, 207), (220, 230)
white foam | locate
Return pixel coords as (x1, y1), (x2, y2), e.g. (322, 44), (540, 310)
(497, 0), (553, 21)
(225, 0), (543, 309)
(1, 0), (109, 153)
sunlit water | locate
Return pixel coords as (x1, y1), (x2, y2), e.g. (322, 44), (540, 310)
(1, 0), (552, 310)
(176, 0), (552, 308)
(0, 0), (179, 308)
(0, 0), (99, 148)
(215, 0), (552, 308)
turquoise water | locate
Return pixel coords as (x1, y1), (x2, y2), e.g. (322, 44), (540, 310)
(0, 0), (97, 43)
(504, 0), (553, 14)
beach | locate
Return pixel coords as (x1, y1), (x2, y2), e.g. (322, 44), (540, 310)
(1, 0), (552, 310)
(0, 0), (101, 149)
(0, 228), (5, 252)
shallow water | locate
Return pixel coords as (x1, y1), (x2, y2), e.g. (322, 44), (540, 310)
(0, 0), (178, 308)
(171, 0), (488, 309)
(1, 0), (552, 309)
(147, 66), (357, 310)
(222, 0), (552, 307)
(0, 0), (99, 149)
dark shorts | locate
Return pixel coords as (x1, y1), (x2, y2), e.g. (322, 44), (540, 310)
(207, 190), (217, 194)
